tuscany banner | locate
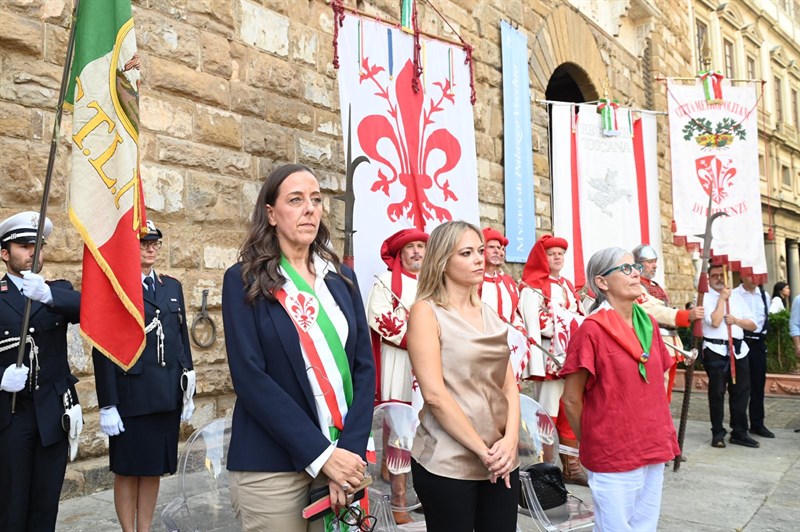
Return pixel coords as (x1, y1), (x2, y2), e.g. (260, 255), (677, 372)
(335, 14), (480, 300)
(666, 80), (767, 283)
(66, 0), (147, 370)
(551, 104), (662, 289)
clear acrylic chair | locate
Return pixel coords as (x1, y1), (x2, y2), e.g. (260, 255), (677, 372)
(517, 395), (594, 532)
(369, 403), (427, 530)
(161, 417), (239, 532)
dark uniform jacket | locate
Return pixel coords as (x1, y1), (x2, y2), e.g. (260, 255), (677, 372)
(0, 275), (80, 446)
(222, 263), (375, 473)
(93, 272), (193, 418)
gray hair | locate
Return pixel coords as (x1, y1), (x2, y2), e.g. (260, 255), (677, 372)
(586, 247), (629, 312)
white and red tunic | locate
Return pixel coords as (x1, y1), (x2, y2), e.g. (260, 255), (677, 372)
(519, 276), (584, 379)
(481, 270), (530, 380)
(366, 270), (418, 403)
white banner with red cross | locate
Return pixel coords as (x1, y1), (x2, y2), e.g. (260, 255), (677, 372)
(335, 14), (480, 300)
(666, 80), (767, 283)
(551, 104), (662, 289)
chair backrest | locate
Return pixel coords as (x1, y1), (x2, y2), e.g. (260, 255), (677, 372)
(517, 395), (594, 532)
(519, 394), (559, 470)
(161, 417), (238, 532)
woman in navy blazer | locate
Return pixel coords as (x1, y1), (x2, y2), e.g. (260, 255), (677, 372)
(222, 163), (375, 531)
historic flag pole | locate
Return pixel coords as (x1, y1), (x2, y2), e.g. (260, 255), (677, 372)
(11, 0), (82, 413)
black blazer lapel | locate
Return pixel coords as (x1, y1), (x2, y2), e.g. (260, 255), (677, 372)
(264, 300), (317, 407)
(1, 274), (30, 318)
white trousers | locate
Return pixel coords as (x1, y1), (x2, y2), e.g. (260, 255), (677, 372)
(587, 463), (665, 532)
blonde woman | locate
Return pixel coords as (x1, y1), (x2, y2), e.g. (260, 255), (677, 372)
(407, 221), (520, 532)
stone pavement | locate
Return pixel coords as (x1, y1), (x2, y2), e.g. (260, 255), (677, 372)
(56, 392), (800, 531)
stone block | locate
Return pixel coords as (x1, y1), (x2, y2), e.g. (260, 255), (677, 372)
(44, 23), (68, 65)
(201, 31), (232, 78)
(315, 109), (340, 137)
(146, 55), (230, 109)
(60, 469), (85, 500)
(139, 94), (193, 139)
(134, 7), (200, 68)
(67, 323), (90, 374)
(477, 177), (504, 205)
(264, 93), (314, 132)
(0, 10), (43, 57)
(169, 240), (202, 269)
(140, 162), (185, 214)
(0, 100), (31, 138)
(186, 171), (241, 222)
(41, 0), (70, 25)
(300, 68), (333, 109)
(239, 0), (290, 56)
(203, 245), (239, 270)
(242, 117), (294, 160)
(196, 363), (233, 395)
(195, 104), (242, 149)
(188, 0), (235, 36)
(295, 132), (339, 171)
(0, 138), (46, 205)
(148, 0), (188, 21)
(230, 81), (267, 117)
(157, 136), (252, 177)
(291, 24), (319, 66)
(246, 50), (302, 98)
(0, 56), (62, 108)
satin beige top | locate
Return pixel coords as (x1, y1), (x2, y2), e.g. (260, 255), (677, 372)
(411, 301), (516, 480)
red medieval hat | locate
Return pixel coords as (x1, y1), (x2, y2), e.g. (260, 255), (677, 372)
(379, 228), (429, 306)
(521, 235), (569, 290)
(482, 227), (509, 247)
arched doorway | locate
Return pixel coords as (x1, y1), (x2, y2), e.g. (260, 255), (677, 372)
(545, 62), (597, 104)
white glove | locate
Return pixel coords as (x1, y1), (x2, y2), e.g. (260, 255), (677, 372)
(99, 406), (125, 436)
(21, 271), (52, 304)
(181, 369), (196, 423)
(66, 404), (83, 461)
(1, 364), (28, 393)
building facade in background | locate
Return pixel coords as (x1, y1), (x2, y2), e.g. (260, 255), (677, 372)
(0, 0), (798, 495)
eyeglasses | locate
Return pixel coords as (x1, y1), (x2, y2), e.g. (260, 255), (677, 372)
(336, 505), (376, 531)
(601, 263), (644, 277)
(140, 241), (163, 250)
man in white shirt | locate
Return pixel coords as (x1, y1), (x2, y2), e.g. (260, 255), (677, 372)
(733, 274), (773, 439)
(703, 264), (758, 449)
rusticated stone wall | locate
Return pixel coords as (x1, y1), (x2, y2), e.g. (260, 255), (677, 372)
(0, 0), (696, 496)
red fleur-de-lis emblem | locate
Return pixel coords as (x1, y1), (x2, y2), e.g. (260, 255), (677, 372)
(357, 59), (462, 230)
(696, 155), (736, 205)
(287, 292), (317, 332)
(375, 312), (404, 338)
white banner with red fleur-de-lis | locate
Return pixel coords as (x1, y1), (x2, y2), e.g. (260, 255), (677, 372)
(335, 15), (480, 300)
(666, 80), (767, 283)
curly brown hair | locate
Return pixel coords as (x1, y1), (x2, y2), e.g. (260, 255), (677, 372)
(239, 163), (345, 304)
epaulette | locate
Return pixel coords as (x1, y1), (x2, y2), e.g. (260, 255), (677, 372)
(45, 278), (69, 285)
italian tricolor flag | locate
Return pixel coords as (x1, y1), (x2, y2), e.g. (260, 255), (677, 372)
(66, 0), (146, 370)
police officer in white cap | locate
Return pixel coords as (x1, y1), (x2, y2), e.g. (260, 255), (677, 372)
(0, 211), (81, 530)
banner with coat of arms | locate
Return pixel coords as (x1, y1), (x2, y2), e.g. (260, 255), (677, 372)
(335, 14), (480, 300)
(666, 80), (767, 283)
(551, 104), (662, 289)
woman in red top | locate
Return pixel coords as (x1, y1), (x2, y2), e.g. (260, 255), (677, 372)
(561, 247), (679, 532)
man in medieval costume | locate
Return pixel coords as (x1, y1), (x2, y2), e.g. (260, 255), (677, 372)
(366, 228), (428, 524)
(518, 235), (587, 485)
(480, 227), (529, 380)
(633, 244), (704, 403)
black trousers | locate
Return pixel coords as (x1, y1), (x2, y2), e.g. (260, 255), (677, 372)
(411, 459), (519, 532)
(703, 348), (751, 440)
(0, 395), (68, 532)
(744, 336), (768, 430)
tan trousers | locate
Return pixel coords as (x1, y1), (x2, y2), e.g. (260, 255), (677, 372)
(230, 470), (327, 532)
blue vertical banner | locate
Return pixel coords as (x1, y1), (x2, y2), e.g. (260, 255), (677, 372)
(500, 21), (535, 263)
